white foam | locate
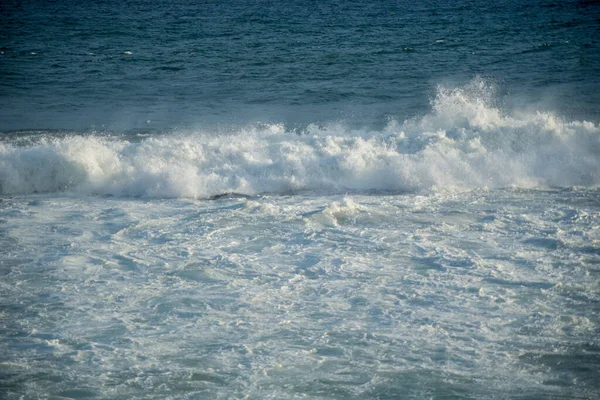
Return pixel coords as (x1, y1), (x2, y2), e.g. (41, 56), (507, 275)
(1, 79), (598, 198)
(308, 198), (364, 227)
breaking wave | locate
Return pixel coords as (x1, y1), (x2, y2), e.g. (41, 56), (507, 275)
(1, 79), (599, 198)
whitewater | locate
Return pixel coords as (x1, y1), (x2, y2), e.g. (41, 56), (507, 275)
(1, 81), (599, 399)
(2, 82), (599, 198)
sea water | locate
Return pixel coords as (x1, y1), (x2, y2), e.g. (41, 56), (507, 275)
(1, 1), (599, 399)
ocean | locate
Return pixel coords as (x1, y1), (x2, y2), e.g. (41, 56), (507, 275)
(1, 0), (599, 398)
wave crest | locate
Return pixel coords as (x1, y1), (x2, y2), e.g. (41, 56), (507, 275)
(1, 80), (599, 198)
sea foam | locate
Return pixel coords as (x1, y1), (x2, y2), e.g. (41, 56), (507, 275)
(1, 80), (599, 198)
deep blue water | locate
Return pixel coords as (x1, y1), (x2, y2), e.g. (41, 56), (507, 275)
(1, 0), (599, 131)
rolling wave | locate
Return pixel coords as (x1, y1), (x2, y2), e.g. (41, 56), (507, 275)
(1, 80), (599, 198)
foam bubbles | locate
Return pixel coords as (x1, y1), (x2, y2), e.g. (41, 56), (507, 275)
(308, 198), (363, 227)
(1, 79), (598, 198)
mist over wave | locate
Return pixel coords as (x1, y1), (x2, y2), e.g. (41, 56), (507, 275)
(1, 80), (599, 198)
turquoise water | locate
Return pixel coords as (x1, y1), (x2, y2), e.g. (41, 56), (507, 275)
(1, 1), (600, 399)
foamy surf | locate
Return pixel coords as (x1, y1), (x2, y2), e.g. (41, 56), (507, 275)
(1, 81), (598, 198)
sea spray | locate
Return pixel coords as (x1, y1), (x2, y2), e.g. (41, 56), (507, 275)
(1, 81), (599, 198)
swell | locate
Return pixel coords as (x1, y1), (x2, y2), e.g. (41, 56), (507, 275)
(1, 79), (599, 198)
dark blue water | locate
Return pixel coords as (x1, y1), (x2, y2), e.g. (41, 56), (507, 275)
(1, 0), (599, 132)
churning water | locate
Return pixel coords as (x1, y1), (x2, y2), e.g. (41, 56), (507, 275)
(1, 1), (599, 398)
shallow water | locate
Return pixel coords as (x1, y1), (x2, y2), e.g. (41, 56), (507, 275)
(1, 189), (599, 398)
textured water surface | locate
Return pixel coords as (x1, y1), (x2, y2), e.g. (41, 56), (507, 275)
(1, 0), (600, 399)
(1, 0), (599, 130)
(1, 189), (599, 399)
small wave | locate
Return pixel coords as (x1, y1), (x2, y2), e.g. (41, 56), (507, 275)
(1, 78), (598, 198)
